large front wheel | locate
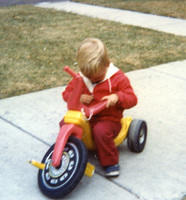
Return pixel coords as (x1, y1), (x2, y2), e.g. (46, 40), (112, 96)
(38, 136), (88, 199)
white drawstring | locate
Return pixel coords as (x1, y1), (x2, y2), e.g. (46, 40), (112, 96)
(108, 78), (112, 93)
(81, 108), (93, 121)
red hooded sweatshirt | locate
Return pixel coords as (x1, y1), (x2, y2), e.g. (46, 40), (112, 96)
(62, 63), (137, 122)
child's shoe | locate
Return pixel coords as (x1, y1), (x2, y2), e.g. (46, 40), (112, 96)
(104, 164), (120, 177)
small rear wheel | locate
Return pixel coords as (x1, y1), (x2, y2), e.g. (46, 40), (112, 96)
(127, 119), (147, 153)
(38, 136), (88, 199)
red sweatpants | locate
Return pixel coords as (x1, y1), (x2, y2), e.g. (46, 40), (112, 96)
(90, 120), (121, 167)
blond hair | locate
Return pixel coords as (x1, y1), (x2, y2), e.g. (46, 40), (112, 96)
(77, 38), (110, 78)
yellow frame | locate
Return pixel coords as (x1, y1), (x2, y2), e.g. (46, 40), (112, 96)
(64, 110), (132, 150)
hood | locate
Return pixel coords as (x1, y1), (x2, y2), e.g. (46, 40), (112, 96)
(79, 63), (119, 93)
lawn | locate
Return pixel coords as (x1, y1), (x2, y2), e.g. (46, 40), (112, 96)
(1, 5), (186, 99)
(73, 0), (186, 19)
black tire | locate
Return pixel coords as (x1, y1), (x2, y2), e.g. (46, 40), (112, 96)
(38, 136), (88, 199)
(127, 119), (147, 153)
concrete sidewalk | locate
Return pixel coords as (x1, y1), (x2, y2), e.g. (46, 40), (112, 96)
(0, 60), (186, 200)
(36, 1), (186, 36)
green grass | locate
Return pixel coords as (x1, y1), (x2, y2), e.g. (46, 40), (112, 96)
(1, 5), (186, 99)
(73, 0), (186, 19)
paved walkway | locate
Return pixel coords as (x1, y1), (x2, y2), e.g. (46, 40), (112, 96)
(36, 1), (186, 36)
(0, 1), (186, 200)
(1, 60), (186, 200)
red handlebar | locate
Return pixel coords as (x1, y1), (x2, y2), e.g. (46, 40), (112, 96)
(84, 101), (107, 118)
(63, 66), (107, 118)
(64, 66), (78, 78)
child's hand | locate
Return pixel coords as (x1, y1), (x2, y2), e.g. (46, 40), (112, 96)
(80, 94), (94, 104)
(102, 94), (119, 108)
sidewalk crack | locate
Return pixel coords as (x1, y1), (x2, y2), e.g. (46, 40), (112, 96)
(0, 115), (50, 146)
(95, 170), (146, 200)
(151, 68), (186, 81)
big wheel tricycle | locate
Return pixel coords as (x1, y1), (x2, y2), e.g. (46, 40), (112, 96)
(30, 66), (147, 199)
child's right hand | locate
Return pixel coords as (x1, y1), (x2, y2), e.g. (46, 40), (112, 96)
(102, 94), (119, 108)
(80, 94), (94, 104)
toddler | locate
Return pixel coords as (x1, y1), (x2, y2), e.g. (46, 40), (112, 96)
(63, 38), (137, 177)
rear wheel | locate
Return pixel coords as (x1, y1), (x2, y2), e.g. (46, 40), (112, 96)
(38, 136), (88, 199)
(127, 119), (147, 153)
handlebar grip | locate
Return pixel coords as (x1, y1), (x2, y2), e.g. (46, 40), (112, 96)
(64, 66), (78, 78)
(84, 101), (107, 118)
(89, 101), (107, 116)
